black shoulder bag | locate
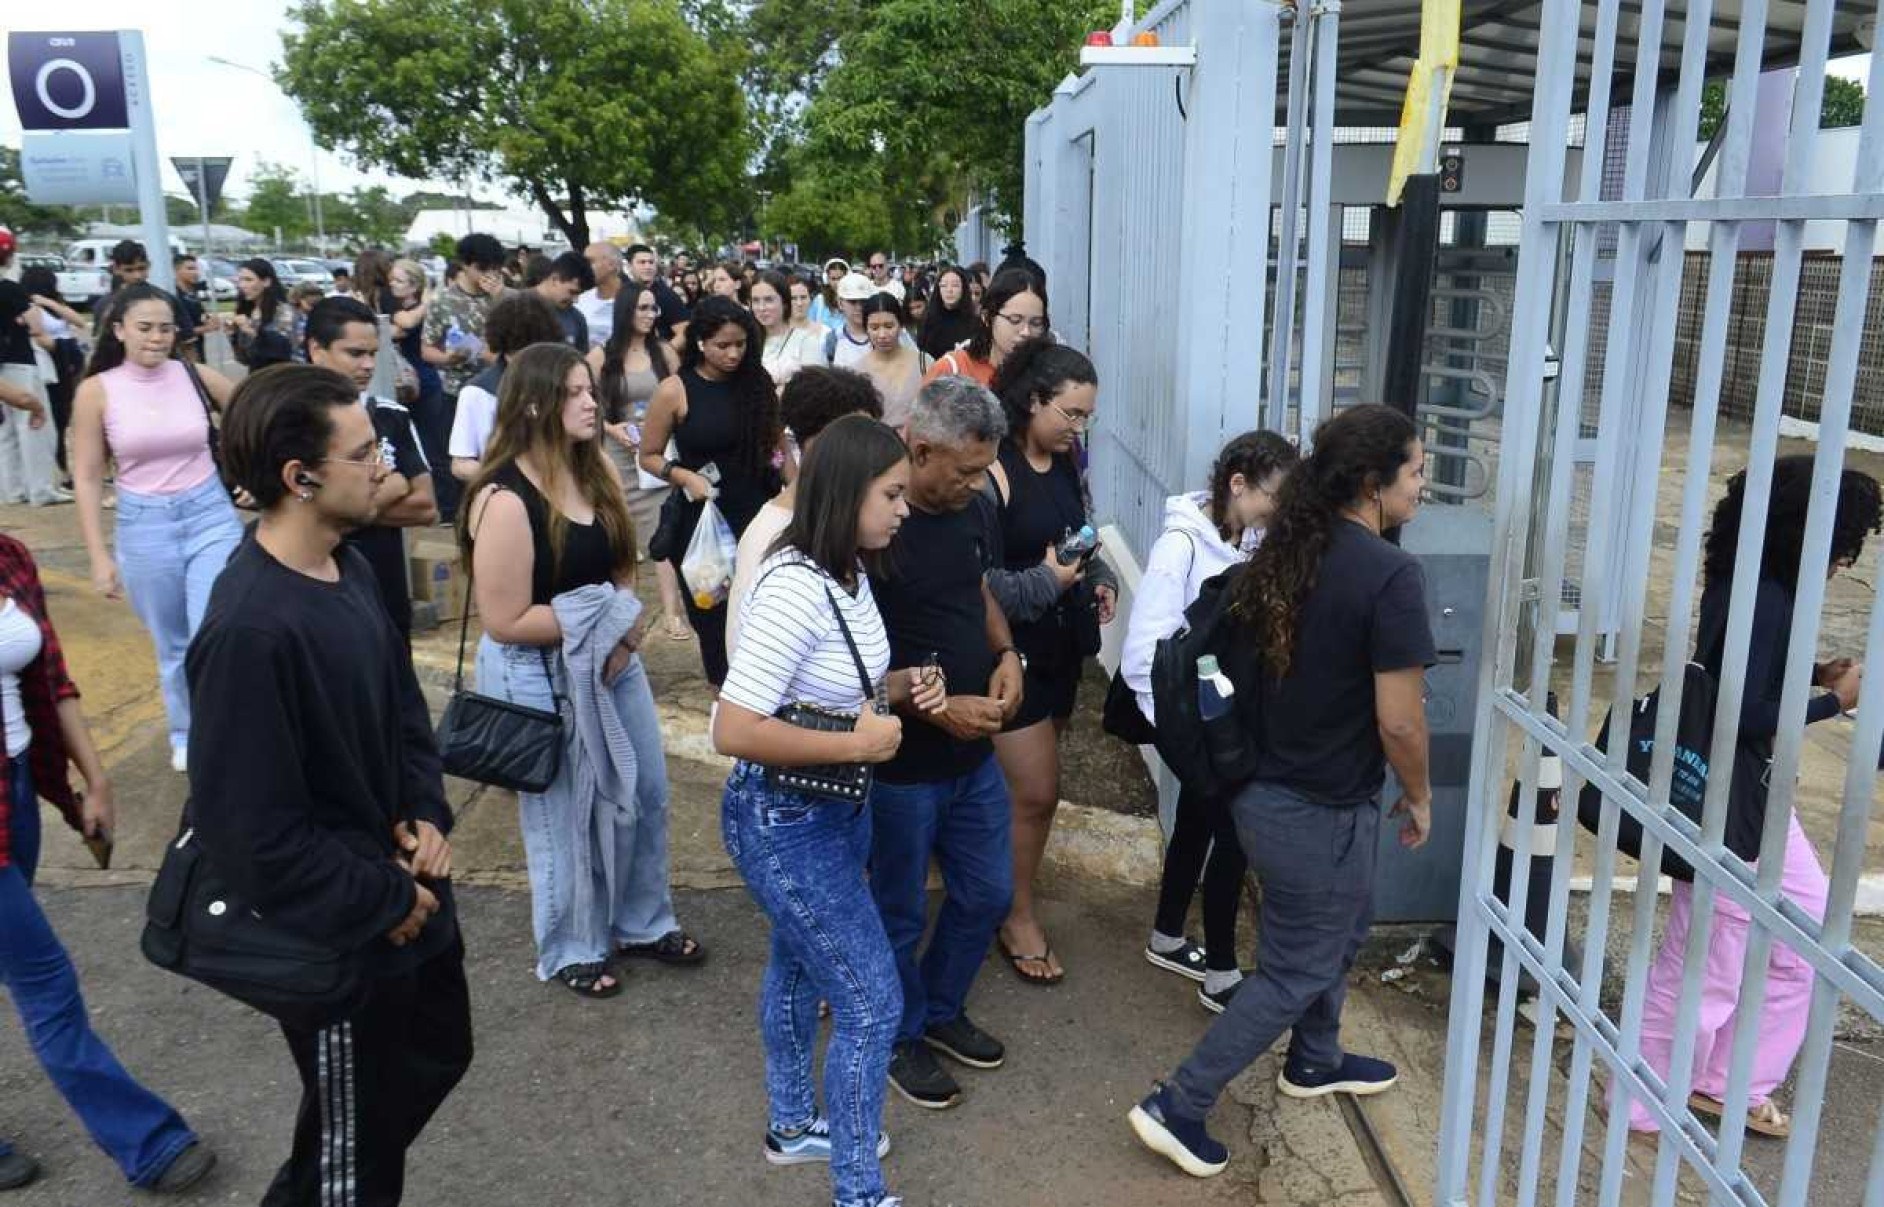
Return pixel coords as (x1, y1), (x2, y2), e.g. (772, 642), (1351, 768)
(178, 359), (239, 502)
(141, 814), (370, 1031)
(433, 527), (565, 793)
(765, 578), (880, 804)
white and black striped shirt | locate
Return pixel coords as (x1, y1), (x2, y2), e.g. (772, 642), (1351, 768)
(721, 550), (890, 718)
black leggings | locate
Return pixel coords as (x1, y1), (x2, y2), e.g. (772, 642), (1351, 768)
(1153, 787), (1247, 972)
(677, 573), (729, 687)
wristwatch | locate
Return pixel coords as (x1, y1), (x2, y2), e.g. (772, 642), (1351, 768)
(659, 458), (680, 482)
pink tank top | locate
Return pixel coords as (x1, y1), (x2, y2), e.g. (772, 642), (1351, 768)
(100, 360), (219, 496)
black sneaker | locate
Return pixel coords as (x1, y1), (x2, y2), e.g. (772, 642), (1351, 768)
(1278, 1052), (1398, 1099)
(0, 1150), (40, 1191)
(1144, 938), (1208, 983)
(1128, 1083), (1228, 1177)
(1197, 978), (1243, 1015)
(923, 1014), (1005, 1069)
(889, 1039), (963, 1109)
(151, 1141), (217, 1194)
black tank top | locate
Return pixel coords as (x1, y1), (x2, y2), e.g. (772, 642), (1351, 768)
(489, 463), (618, 606)
(673, 366), (773, 536)
(996, 442), (1086, 572)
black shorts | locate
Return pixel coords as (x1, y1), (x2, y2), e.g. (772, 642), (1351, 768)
(1007, 656), (1083, 731)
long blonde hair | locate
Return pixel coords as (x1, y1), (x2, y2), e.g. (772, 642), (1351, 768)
(457, 342), (637, 583)
(391, 258), (431, 305)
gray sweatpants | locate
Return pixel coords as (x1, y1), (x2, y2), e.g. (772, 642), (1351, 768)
(1168, 780), (1379, 1119)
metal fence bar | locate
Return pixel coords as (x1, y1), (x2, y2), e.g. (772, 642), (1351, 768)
(1267, 6), (1311, 431)
(1296, 0), (1341, 436)
(1434, 0), (1586, 1197)
(1707, 4), (1841, 1195)
(1639, 0), (1771, 1185)
(1541, 194), (1884, 222)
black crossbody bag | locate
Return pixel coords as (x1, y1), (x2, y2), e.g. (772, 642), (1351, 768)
(766, 580), (880, 804)
(433, 536), (565, 794)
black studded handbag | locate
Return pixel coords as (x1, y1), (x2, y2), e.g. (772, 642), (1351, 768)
(765, 581), (881, 804)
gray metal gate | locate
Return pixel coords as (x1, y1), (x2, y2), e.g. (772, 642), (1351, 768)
(1437, 2), (1884, 1205)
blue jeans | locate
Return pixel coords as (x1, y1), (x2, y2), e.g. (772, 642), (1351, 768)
(0, 760), (197, 1185)
(1168, 781), (1379, 1119)
(476, 634), (678, 980)
(114, 475), (243, 751)
(869, 754), (1014, 1042)
(721, 763), (899, 1207)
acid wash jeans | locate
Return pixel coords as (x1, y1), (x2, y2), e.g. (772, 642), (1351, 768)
(722, 762), (899, 1207)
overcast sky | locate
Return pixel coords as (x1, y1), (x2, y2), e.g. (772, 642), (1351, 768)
(2, 9), (1873, 208)
(1, 4), (503, 205)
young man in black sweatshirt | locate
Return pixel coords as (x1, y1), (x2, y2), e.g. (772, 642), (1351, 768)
(185, 363), (471, 1206)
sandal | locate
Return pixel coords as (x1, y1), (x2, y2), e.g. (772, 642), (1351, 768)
(1688, 1092), (1790, 1138)
(616, 930), (707, 966)
(998, 935), (1064, 986)
(663, 613), (693, 641)
(553, 961), (622, 999)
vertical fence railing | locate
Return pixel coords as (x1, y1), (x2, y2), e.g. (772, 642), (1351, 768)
(1438, 1), (1884, 1205)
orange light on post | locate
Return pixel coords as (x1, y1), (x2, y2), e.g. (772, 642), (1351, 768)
(1131, 32), (1161, 46)
(1085, 31), (1114, 46)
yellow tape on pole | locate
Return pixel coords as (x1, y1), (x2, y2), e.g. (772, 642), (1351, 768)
(1385, 0), (1463, 206)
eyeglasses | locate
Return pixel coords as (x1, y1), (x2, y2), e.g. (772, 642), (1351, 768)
(1045, 399), (1093, 431)
(317, 442), (386, 470)
(996, 312), (1048, 333)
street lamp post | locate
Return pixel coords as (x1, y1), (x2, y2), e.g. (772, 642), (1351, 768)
(207, 55), (325, 251)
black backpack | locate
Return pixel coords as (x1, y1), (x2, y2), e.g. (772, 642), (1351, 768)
(1149, 569), (1263, 797)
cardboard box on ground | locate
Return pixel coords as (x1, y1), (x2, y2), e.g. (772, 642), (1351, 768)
(409, 542), (472, 620)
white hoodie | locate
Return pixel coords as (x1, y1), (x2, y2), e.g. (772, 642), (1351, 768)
(1120, 492), (1257, 724)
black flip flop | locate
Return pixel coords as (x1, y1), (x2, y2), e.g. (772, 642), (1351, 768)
(998, 936), (1064, 986)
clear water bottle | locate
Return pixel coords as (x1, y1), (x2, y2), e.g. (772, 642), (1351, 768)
(1056, 523), (1099, 565)
(1197, 654), (1235, 722)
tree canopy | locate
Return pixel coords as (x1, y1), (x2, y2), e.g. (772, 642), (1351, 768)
(1699, 73), (1867, 139)
(278, 0), (750, 249)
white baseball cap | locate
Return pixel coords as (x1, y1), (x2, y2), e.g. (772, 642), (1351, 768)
(835, 271), (877, 301)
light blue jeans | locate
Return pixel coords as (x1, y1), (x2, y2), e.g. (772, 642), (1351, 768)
(114, 475), (243, 751)
(475, 634), (679, 980)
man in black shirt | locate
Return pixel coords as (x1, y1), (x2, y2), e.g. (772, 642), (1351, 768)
(187, 362), (469, 1206)
(869, 376), (1025, 1110)
(304, 297), (438, 639)
(170, 254), (212, 362)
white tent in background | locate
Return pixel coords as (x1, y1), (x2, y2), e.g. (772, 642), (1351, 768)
(402, 207), (642, 251)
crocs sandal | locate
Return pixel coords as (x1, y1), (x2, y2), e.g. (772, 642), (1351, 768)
(998, 935), (1064, 986)
(553, 961), (622, 998)
(616, 930), (707, 966)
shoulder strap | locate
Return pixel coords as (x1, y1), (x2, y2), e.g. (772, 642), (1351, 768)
(456, 483), (557, 704)
(179, 359), (217, 429)
(822, 581), (875, 703)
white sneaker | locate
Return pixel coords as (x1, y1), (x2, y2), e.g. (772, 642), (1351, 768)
(171, 746), (188, 774)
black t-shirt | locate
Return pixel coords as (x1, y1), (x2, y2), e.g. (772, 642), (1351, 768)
(1231, 520), (1436, 805)
(869, 497), (998, 783)
(174, 289), (207, 349)
(651, 277), (690, 342)
(343, 396), (431, 633)
(0, 280), (34, 366)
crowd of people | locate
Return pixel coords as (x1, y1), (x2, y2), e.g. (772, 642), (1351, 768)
(0, 223), (1876, 1206)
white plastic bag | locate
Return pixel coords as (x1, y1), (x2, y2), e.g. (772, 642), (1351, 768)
(681, 499), (737, 610)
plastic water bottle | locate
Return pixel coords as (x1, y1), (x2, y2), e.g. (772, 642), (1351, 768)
(1197, 654), (1235, 721)
(1056, 523), (1099, 565)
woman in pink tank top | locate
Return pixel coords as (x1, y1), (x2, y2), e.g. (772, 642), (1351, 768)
(69, 285), (245, 771)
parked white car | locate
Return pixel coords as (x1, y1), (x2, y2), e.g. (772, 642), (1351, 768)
(23, 253), (111, 308)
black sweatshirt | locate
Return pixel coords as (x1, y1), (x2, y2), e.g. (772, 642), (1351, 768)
(186, 532), (456, 974)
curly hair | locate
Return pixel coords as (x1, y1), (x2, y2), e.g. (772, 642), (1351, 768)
(483, 292), (566, 358)
(1704, 455), (1882, 594)
(1208, 430), (1299, 542)
(989, 337), (1095, 440)
(1228, 405), (1419, 676)
(781, 366), (882, 446)
(681, 296), (780, 479)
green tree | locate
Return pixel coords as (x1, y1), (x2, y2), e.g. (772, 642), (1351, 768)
(278, 0), (751, 249)
(1699, 73), (1867, 138)
(0, 148), (81, 238)
(338, 186), (411, 248)
(238, 161), (312, 245)
(768, 0), (1118, 247)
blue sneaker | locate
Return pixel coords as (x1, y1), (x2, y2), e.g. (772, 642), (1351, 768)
(1278, 1052), (1398, 1099)
(1127, 1083), (1229, 1177)
(765, 1115), (891, 1166)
